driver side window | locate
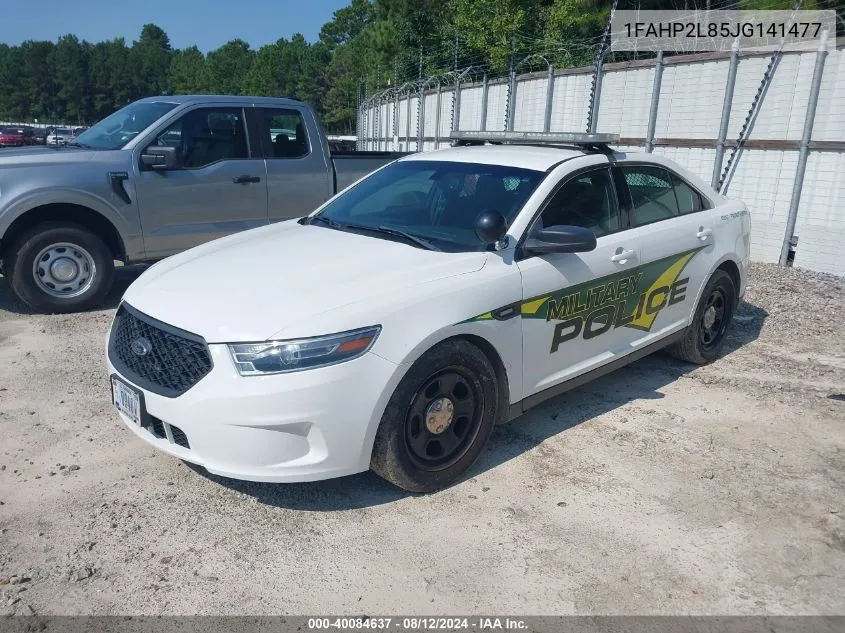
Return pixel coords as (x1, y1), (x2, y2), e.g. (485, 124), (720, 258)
(152, 107), (249, 169)
(538, 168), (620, 238)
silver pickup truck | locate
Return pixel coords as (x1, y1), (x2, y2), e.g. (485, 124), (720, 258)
(0, 95), (404, 312)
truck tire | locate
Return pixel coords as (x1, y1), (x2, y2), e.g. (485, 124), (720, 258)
(6, 223), (115, 313)
(370, 339), (500, 493)
(667, 269), (737, 365)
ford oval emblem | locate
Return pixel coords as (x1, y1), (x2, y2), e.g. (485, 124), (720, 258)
(131, 337), (152, 357)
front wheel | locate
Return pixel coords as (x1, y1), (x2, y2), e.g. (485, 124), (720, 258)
(6, 223), (115, 313)
(370, 339), (500, 493)
(668, 269), (737, 365)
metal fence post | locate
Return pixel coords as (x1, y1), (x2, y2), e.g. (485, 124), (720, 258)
(506, 68), (517, 131)
(405, 91), (412, 151)
(544, 65), (555, 133)
(779, 30), (830, 265)
(417, 84), (425, 151)
(712, 40), (741, 188)
(453, 80), (462, 133)
(480, 73), (489, 132)
(588, 62), (605, 133)
(645, 50), (665, 153)
(434, 83), (442, 148)
(393, 90), (399, 151)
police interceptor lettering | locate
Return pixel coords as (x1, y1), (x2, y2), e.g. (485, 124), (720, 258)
(106, 131), (750, 493)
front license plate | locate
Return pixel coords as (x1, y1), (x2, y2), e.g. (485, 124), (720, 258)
(112, 377), (142, 426)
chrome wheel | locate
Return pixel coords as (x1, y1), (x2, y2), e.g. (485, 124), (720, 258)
(31, 242), (97, 299)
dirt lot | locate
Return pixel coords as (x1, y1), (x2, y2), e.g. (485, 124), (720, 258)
(0, 263), (844, 616)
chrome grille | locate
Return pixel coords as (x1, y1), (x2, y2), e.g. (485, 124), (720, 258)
(108, 304), (212, 398)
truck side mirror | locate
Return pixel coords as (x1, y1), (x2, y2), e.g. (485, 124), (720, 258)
(141, 146), (180, 171)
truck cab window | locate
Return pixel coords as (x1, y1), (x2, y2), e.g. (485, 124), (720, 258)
(154, 108), (249, 169)
(259, 109), (309, 159)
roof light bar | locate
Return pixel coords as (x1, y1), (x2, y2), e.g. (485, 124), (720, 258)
(449, 130), (620, 144)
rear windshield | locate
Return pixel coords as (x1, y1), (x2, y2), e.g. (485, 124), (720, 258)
(313, 160), (545, 252)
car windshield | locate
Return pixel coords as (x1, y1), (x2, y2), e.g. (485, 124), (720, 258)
(73, 101), (178, 150)
(312, 160), (545, 253)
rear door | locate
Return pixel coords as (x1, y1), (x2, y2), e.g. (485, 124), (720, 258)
(253, 107), (332, 223)
(517, 164), (647, 397)
(614, 162), (720, 341)
(133, 105), (268, 259)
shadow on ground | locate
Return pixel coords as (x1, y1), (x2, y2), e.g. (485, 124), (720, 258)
(193, 300), (769, 511)
(0, 264), (148, 314)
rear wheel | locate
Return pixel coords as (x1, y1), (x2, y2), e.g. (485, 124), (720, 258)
(6, 223), (115, 313)
(370, 339), (500, 493)
(668, 269), (737, 365)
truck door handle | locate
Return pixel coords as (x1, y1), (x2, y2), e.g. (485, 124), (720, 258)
(233, 175), (261, 184)
(610, 249), (636, 264)
(696, 227), (713, 240)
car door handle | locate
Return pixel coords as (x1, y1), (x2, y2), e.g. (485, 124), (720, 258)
(610, 249), (636, 264)
(233, 175), (261, 184)
(696, 227), (713, 240)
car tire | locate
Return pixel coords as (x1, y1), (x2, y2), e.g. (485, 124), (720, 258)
(667, 269), (737, 365)
(370, 339), (500, 493)
(6, 223), (115, 313)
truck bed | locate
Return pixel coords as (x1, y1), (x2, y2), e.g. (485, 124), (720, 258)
(332, 151), (412, 193)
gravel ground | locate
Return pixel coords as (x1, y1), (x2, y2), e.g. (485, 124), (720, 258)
(0, 262), (843, 616)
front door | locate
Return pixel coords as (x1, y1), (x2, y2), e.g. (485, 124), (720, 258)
(134, 105), (268, 259)
(517, 166), (645, 397)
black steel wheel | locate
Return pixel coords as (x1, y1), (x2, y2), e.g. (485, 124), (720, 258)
(371, 339), (501, 492)
(668, 269), (737, 365)
(405, 368), (483, 470)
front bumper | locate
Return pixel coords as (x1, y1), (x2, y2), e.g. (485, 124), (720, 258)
(106, 343), (404, 483)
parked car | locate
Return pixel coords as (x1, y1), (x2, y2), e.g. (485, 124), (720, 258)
(0, 126), (33, 147)
(46, 127), (74, 146)
(0, 95), (407, 312)
(106, 132), (751, 492)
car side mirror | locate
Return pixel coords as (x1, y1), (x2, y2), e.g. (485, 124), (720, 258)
(474, 210), (508, 246)
(141, 146), (180, 171)
(524, 225), (597, 255)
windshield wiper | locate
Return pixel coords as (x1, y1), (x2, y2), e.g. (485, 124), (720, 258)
(309, 216), (440, 251)
(351, 223), (441, 251)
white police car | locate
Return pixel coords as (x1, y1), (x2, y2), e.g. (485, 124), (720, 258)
(106, 132), (750, 492)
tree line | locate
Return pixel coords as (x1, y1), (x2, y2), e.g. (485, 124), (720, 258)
(0, 0), (838, 133)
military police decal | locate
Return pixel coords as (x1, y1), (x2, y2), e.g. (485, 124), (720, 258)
(463, 247), (704, 353)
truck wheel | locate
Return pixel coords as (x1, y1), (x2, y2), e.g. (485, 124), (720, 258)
(6, 223), (115, 313)
(370, 339), (500, 493)
(668, 269), (737, 365)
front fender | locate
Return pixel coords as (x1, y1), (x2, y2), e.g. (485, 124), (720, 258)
(0, 183), (143, 260)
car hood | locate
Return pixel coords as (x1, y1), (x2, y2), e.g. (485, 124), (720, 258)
(122, 220), (489, 343)
(0, 146), (94, 167)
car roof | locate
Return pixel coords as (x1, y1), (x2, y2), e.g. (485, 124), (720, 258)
(134, 95), (303, 107)
(398, 144), (722, 198)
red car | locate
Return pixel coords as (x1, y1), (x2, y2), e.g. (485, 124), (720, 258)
(0, 126), (34, 146)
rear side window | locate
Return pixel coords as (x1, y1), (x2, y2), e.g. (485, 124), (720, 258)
(670, 173), (706, 214)
(257, 108), (309, 159)
(622, 165), (680, 227)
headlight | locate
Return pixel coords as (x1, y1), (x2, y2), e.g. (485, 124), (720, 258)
(228, 326), (381, 376)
